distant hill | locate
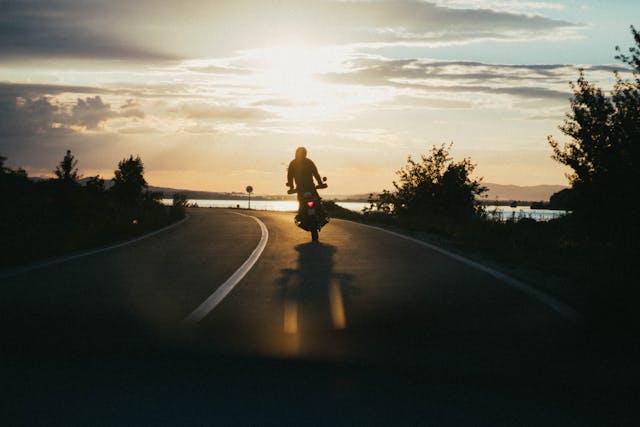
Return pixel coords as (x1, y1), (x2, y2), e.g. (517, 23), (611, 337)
(327, 185), (568, 203)
(73, 179), (565, 203)
(147, 183), (568, 203)
(483, 183), (567, 202)
(147, 186), (256, 200)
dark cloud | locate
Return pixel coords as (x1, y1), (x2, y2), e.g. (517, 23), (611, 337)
(0, 0), (175, 61)
(322, 59), (635, 98)
(70, 97), (116, 130)
(0, 1), (581, 61)
(328, 58), (574, 80)
(0, 84), (144, 139)
(101, 83), (207, 99)
(321, 58), (575, 100)
(0, 82), (212, 102)
(584, 65), (633, 73)
(332, 1), (579, 46)
(0, 85), (148, 172)
(70, 96), (143, 129)
(0, 95), (69, 137)
(0, 82), (111, 97)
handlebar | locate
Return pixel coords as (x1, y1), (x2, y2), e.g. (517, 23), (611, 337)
(287, 178), (328, 194)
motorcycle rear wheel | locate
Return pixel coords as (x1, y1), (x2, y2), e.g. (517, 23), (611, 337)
(311, 229), (319, 241)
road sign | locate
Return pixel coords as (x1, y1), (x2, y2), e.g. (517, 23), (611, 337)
(246, 185), (253, 209)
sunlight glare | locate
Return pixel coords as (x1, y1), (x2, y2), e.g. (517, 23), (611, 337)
(252, 45), (346, 108)
(255, 45), (329, 100)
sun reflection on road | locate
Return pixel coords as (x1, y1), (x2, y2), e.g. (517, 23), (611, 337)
(284, 299), (298, 334)
(329, 281), (347, 330)
(276, 242), (354, 356)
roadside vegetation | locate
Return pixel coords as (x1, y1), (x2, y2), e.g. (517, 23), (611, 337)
(0, 151), (185, 269)
(328, 27), (640, 330)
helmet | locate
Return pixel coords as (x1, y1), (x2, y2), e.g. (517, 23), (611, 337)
(295, 146), (307, 160)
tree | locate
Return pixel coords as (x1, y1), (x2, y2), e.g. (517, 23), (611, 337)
(85, 175), (105, 193)
(172, 192), (188, 208)
(367, 143), (487, 225)
(548, 26), (640, 227)
(0, 155), (30, 190)
(54, 150), (80, 183)
(112, 155), (147, 202)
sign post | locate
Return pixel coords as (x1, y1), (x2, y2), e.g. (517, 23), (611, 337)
(246, 185), (253, 209)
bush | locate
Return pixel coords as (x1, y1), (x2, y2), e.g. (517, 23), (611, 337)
(366, 143), (487, 230)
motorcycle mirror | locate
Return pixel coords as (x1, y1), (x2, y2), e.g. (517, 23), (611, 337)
(322, 177), (327, 182)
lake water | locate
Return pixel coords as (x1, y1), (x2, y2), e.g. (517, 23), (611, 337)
(483, 205), (568, 221)
(162, 199), (367, 212)
(162, 199), (567, 221)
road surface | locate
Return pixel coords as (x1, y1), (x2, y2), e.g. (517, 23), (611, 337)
(1, 209), (637, 425)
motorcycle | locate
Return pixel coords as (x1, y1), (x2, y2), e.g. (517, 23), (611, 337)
(287, 177), (329, 241)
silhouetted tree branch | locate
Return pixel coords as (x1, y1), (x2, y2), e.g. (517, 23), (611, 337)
(112, 155), (147, 202)
(54, 150), (80, 184)
(548, 26), (640, 233)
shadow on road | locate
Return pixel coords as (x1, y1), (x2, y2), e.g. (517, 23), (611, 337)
(275, 243), (356, 354)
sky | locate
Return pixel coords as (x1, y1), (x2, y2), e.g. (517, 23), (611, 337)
(1, 0), (638, 195)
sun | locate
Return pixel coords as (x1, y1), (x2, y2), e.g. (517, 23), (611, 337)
(242, 43), (389, 121)
(252, 44), (339, 101)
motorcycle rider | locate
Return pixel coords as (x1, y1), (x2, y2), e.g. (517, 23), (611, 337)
(286, 147), (328, 223)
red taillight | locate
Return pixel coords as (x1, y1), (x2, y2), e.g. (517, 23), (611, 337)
(306, 200), (315, 208)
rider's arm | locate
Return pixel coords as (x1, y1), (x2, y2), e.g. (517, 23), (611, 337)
(309, 160), (322, 185)
(286, 161), (294, 187)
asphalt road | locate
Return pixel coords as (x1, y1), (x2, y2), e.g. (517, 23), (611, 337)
(1, 209), (638, 425)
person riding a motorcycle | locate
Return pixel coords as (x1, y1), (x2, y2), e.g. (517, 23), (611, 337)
(286, 147), (328, 224)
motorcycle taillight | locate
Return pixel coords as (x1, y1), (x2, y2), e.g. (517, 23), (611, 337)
(306, 200), (315, 208)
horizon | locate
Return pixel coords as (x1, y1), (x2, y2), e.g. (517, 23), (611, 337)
(41, 175), (568, 200)
(1, 1), (638, 195)
(12, 175), (568, 203)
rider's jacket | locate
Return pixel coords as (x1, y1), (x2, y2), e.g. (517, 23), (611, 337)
(287, 158), (322, 197)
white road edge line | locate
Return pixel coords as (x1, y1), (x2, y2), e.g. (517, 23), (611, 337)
(0, 215), (190, 280)
(183, 212), (269, 325)
(339, 219), (582, 323)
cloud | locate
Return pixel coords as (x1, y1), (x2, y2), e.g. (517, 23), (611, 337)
(0, 95), (69, 137)
(70, 96), (118, 130)
(0, 0), (174, 61)
(0, 86), (150, 175)
(175, 102), (272, 121)
(0, 82), (111, 98)
(0, 1), (582, 61)
(321, 57), (580, 101)
(69, 96), (144, 129)
(325, 57), (576, 82)
(330, 1), (579, 47)
(433, 1), (567, 13)
(0, 84), (145, 139)
(185, 64), (254, 75)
